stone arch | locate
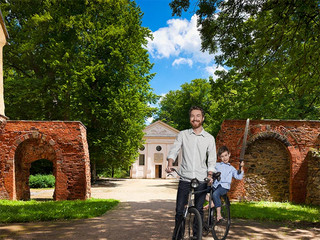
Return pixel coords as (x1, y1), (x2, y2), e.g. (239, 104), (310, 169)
(241, 124), (306, 202)
(0, 121), (90, 201)
(247, 124), (300, 148)
(244, 137), (290, 201)
(241, 125), (297, 201)
(247, 131), (292, 147)
(15, 138), (56, 200)
(9, 132), (65, 200)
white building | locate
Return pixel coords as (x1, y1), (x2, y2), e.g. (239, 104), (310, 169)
(130, 121), (181, 179)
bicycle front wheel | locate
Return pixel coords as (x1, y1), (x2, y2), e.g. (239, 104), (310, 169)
(175, 207), (202, 240)
(212, 195), (231, 240)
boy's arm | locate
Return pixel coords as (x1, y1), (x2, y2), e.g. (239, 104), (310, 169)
(233, 162), (244, 180)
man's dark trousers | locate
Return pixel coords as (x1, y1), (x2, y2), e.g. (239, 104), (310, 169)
(172, 180), (207, 239)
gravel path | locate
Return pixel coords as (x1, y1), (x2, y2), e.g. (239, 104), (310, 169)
(0, 178), (319, 239)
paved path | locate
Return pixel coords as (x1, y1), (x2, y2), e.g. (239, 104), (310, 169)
(0, 178), (319, 240)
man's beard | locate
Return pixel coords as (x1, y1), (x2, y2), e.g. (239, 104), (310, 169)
(191, 120), (203, 128)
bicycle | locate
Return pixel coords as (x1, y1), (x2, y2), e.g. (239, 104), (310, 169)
(168, 168), (204, 240)
(202, 173), (231, 240)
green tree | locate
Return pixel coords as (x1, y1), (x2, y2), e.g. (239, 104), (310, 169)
(170, 0), (320, 120)
(156, 78), (218, 133)
(1, 0), (157, 177)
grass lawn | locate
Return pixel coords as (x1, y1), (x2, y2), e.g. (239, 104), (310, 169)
(0, 198), (119, 223)
(1, 199), (319, 225)
(231, 201), (320, 223)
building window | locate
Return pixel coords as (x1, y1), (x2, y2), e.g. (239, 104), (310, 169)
(139, 154), (145, 166)
(156, 145), (162, 151)
(139, 145), (145, 151)
(173, 156), (179, 166)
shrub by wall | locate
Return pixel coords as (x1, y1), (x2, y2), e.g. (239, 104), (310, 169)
(29, 174), (55, 188)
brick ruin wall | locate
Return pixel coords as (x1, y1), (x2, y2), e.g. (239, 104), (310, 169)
(306, 151), (320, 205)
(216, 119), (320, 204)
(0, 120), (91, 200)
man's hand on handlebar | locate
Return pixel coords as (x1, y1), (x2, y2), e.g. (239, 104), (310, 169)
(166, 166), (173, 173)
(206, 176), (213, 185)
(166, 158), (174, 173)
(206, 172), (213, 185)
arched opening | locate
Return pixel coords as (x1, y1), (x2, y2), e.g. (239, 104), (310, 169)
(244, 138), (290, 202)
(30, 159), (55, 200)
(14, 138), (57, 200)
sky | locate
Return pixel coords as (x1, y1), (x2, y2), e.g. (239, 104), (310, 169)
(135, 1), (224, 95)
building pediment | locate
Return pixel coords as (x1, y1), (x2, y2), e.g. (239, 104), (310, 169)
(144, 121), (179, 137)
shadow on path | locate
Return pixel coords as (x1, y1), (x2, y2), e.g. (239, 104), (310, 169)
(227, 219), (320, 240)
(0, 200), (176, 240)
(1, 201), (319, 240)
(1, 178), (319, 240)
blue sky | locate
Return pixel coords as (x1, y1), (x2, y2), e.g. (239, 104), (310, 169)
(135, 0), (224, 122)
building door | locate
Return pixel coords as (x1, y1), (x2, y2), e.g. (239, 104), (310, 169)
(155, 165), (162, 178)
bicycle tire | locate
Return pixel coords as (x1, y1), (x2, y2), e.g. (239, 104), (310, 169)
(175, 207), (202, 240)
(212, 195), (231, 240)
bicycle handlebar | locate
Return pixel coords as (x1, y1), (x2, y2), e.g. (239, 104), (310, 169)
(168, 168), (221, 182)
(168, 168), (193, 181)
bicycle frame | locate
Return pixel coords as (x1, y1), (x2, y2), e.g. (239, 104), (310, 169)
(168, 168), (203, 240)
(169, 168), (202, 213)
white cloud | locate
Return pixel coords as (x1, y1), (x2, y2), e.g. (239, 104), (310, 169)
(205, 65), (228, 81)
(172, 58), (193, 67)
(146, 117), (154, 125)
(147, 15), (215, 65)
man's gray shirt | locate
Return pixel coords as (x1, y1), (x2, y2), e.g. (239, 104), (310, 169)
(167, 128), (217, 181)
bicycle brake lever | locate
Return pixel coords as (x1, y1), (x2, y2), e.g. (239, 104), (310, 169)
(204, 177), (210, 182)
(213, 172), (221, 182)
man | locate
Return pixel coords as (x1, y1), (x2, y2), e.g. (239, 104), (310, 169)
(166, 106), (217, 239)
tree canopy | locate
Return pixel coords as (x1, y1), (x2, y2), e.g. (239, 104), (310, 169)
(155, 78), (220, 135)
(169, 0), (320, 122)
(156, 78), (214, 130)
(156, 1), (320, 136)
(1, 0), (158, 176)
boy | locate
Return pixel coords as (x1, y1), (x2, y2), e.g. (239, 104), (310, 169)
(212, 145), (244, 221)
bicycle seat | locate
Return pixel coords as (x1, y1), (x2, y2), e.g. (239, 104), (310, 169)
(212, 172), (221, 181)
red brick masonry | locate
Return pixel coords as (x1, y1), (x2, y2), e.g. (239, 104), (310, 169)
(216, 119), (320, 204)
(0, 120), (91, 200)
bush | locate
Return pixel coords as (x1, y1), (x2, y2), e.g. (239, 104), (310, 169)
(29, 174), (55, 188)
(97, 167), (130, 178)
